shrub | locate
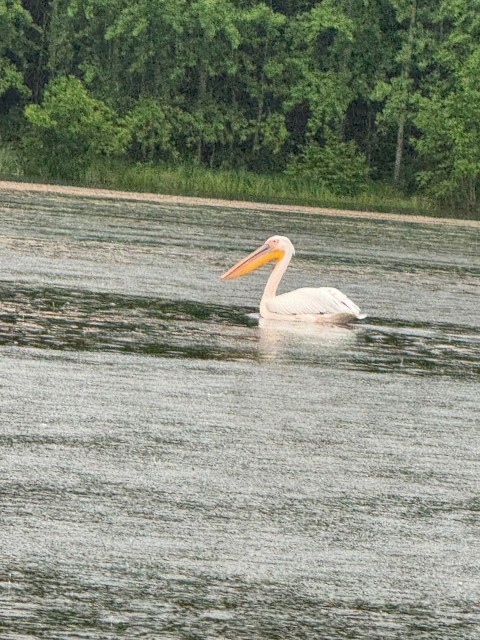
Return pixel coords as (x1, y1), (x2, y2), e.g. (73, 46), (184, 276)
(0, 144), (24, 178)
(285, 133), (370, 196)
(24, 75), (129, 180)
(125, 97), (178, 162)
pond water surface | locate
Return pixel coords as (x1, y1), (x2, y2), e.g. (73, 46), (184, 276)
(0, 190), (479, 639)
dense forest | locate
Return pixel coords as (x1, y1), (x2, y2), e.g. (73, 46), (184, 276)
(1, 0), (479, 212)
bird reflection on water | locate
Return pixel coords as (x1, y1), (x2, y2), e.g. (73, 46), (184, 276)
(256, 316), (359, 361)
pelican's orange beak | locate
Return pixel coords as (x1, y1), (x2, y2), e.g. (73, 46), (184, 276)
(220, 243), (284, 280)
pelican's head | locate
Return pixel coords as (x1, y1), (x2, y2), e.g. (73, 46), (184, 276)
(220, 235), (295, 281)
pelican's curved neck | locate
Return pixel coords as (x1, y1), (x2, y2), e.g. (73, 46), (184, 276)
(259, 250), (292, 314)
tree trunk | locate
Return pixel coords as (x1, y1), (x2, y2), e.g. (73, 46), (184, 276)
(252, 88), (264, 154)
(393, 110), (406, 186)
(196, 66), (207, 165)
(393, 1), (416, 187)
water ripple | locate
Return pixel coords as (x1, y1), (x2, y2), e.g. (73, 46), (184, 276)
(1, 282), (478, 380)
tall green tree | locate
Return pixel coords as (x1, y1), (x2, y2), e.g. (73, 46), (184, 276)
(337, 0), (397, 168)
(285, 2), (354, 142)
(232, 4), (287, 168)
(0, 0), (32, 100)
(371, 0), (426, 186)
(414, 0), (480, 209)
(176, 0), (241, 163)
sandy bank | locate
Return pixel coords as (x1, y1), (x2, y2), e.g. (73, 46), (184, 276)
(1, 179), (478, 228)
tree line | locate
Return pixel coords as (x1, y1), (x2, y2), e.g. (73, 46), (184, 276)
(1, 0), (479, 211)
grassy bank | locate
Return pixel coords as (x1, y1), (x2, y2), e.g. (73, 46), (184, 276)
(0, 147), (469, 219)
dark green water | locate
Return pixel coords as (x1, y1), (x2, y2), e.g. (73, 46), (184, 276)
(1, 190), (479, 639)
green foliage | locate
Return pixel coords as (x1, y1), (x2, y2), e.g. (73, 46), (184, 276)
(0, 0), (32, 98)
(24, 76), (128, 179)
(0, 144), (24, 178)
(412, 0), (480, 210)
(1, 0), (480, 214)
(415, 49), (480, 210)
(125, 98), (177, 162)
(285, 134), (370, 196)
(285, 2), (354, 135)
(233, 3), (287, 167)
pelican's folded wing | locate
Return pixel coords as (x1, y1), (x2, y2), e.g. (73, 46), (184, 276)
(266, 287), (363, 317)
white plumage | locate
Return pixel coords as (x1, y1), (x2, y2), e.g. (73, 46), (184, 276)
(268, 287), (362, 317)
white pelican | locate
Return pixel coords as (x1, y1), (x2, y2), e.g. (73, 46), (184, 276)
(220, 235), (366, 323)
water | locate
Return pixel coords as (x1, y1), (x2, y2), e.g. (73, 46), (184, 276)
(0, 189), (479, 639)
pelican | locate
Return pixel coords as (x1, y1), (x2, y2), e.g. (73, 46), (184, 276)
(220, 235), (366, 323)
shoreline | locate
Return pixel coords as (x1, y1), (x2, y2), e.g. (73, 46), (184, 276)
(1, 179), (479, 228)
